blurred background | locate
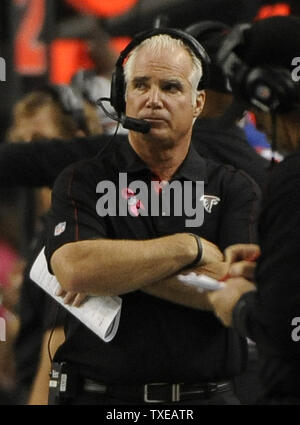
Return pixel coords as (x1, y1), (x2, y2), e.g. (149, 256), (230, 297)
(0, 0), (299, 140)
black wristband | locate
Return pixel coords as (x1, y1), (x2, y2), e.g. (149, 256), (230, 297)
(187, 233), (203, 268)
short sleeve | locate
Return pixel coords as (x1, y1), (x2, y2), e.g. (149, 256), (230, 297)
(45, 162), (107, 271)
(217, 169), (261, 250)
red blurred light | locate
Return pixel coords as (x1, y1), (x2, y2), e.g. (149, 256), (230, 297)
(255, 3), (291, 20)
(65, 0), (138, 18)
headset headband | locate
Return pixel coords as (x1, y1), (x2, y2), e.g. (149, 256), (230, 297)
(116, 27), (210, 90)
(185, 20), (229, 40)
(110, 27), (210, 116)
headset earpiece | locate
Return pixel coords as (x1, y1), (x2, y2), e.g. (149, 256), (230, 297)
(240, 67), (298, 113)
(110, 69), (126, 116)
(110, 27), (211, 117)
(217, 23), (300, 113)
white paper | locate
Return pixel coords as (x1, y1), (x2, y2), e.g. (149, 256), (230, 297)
(30, 248), (122, 342)
(177, 272), (225, 291)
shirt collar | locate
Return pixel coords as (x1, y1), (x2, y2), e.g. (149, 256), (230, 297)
(118, 138), (207, 183)
(118, 139), (149, 175)
(173, 144), (207, 183)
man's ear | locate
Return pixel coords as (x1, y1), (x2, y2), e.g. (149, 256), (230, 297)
(193, 90), (206, 118)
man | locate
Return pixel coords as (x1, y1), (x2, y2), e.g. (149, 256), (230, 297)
(44, 29), (260, 405)
(186, 20), (267, 404)
(6, 86), (102, 404)
(186, 20), (269, 191)
(208, 16), (300, 404)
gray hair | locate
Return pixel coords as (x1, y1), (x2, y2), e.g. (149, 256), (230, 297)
(124, 34), (203, 105)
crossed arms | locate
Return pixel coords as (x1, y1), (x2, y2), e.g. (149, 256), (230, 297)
(50, 234), (225, 311)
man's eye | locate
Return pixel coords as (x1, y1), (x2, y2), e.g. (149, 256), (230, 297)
(163, 83), (180, 92)
(134, 81), (147, 90)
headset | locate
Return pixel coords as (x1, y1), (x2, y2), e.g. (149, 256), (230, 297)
(185, 20), (231, 94)
(185, 20), (229, 42)
(43, 84), (89, 135)
(97, 27), (210, 134)
(217, 23), (300, 113)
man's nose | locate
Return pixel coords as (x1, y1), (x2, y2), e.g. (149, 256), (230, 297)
(145, 86), (163, 108)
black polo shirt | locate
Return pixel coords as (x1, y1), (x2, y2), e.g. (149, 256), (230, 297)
(233, 150), (300, 400)
(192, 118), (270, 191)
(45, 136), (261, 384)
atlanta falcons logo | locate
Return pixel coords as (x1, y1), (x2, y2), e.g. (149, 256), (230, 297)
(200, 195), (221, 213)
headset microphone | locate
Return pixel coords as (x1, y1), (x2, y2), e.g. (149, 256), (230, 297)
(96, 97), (151, 134)
(121, 115), (152, 133)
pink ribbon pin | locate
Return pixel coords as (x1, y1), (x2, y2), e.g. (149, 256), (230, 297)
(121, 188), (145, 216)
